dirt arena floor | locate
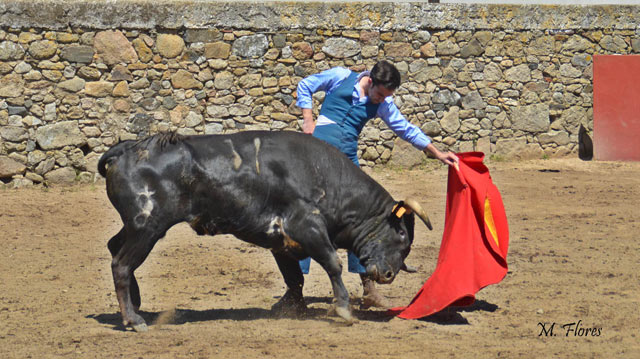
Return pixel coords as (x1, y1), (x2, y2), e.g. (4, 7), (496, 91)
(1, 157), (639, 358)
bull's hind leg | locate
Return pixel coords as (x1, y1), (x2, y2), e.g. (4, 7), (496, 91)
(108, 228), (141, 311)
(110, 226), (165, 332)
(270, 251), (306, 316)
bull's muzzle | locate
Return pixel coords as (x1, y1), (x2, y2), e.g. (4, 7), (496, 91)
(366, 264), (396, 284)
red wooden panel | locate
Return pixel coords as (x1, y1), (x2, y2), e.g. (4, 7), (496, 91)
(593, 55), (640, 161)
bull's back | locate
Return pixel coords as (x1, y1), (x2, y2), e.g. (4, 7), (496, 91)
(104, 131), (392, 239)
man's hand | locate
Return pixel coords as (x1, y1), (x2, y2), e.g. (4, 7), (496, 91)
(424, 143), (459, 167)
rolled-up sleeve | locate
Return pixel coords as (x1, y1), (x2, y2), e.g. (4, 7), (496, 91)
(296, 67), (352, 109)
(378, 99), (432, 150)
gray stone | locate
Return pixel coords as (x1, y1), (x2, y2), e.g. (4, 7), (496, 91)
(110, 65), (133, 81)
(0, 74), (24, 98)
(389, 139), (424, 169)
(8, 106), (27, 116)
(511, 103), (550, 133)
(14, 61), (32, 74)
(476, 136), (492, 154)
(44, 167), (77, 185)
(156, 34), (185, 58)
(322, 38), (360, 58)
(0, 126), (28, 142)
(44, 102), (56, 122)
(78, 66), (101, 80)
(421, 121), (441, 137)
(127, 113), (153, 136)
(35, 157), (55, 175)
(162, 97), (178, 110)
(129, 78), (150, 90)
(229, 104), (251, 116)
(571, 53), (592, 67)
(232, 34), (269, 58)
(184, 111), (203, 127)
(495, 137), (544, 159)
(28, 40), (58, 60)
(207, 105), (230, 118)
(0, 41), (25, 60)
(185, 29), (222, 43)
(214, 71), (234, 90)
(440, 106), (461, 134)
(599, 35), (627, 53)
(361, 126), (381, 142)
(504, 64), (531, 82)
(483, 62), (503, 82)
(58, 77), (86, 92)
(436, 40), (460, 56)
(273, 34), (287, 49)
(562, 36), (593, 53)
(461, 91), (485, 110)
(171, 69), (203, 89)
(559, 64), (582, 78)
(538, 131), (571, 146)
(460, 38), (484, 58)
(84, 152), (102, 173)
(432, 89), (459, 105)
(204, 122), (223, 134)
(60, 45), (94, 63)
(0, 155), (26, 178)
(94, 30), (138, 65)
(528, 36), (555, 56)
(239, 73), (262, 88)
(362, 147), (379, 161)
(633, 38), (640, 53)
(35, 121), (87, 150)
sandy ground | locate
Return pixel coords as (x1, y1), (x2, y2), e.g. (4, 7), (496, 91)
(1, 157), (639, 358)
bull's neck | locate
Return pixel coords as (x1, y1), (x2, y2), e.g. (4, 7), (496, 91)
(332, 182), (395, 253)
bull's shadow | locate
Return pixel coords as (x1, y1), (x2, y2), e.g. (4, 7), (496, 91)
(86, 296), (395, 332)
(417, 299), (500, 325)
(87, 298), (499, 331)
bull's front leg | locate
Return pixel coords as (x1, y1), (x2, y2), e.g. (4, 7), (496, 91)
(315, 251), (354, 324)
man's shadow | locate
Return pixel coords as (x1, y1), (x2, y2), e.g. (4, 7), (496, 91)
(87, 297), (498, 331)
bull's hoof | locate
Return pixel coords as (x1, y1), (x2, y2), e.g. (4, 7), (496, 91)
(328, 305), (356, 325)
(360, 293), (391, 310)
(131, 322), (148, 333)
(271, 291), (306, 317)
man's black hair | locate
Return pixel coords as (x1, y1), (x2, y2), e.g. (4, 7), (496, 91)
(370, 60), (401, 90)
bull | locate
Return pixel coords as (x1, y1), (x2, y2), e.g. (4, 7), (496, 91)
(98, 131), (431, 332)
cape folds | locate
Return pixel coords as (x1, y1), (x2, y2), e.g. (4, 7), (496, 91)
(390, 152), (509, 319)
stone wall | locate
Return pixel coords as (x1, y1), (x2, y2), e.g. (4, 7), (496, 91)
(1, 1), (639, 186)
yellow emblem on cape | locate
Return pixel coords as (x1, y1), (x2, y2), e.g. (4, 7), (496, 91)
(484, 196), (499, 247)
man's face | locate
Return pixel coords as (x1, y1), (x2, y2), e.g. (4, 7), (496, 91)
(369, 84), (395, 104)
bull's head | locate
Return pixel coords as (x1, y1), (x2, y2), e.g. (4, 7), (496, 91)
(358, 199), (432, 284)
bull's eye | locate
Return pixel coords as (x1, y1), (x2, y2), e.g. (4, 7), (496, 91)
(398, 229), (406, 238)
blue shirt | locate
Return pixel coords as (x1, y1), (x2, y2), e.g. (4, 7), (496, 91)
(296, 67), (432, 150)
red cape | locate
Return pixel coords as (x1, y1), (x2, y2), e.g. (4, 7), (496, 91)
(390, 152), (509, 319)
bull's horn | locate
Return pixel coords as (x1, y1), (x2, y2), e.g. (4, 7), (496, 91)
(404, 199), (433, 231)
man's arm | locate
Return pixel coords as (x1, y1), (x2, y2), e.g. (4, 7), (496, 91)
(379, 100), (458, 166)
(301, 108), (315, 134)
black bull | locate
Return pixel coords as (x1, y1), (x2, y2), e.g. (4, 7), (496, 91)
(98, 131), (431, 331)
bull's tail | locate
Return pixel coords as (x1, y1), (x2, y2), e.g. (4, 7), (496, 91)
(98, 140), (135, 177)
